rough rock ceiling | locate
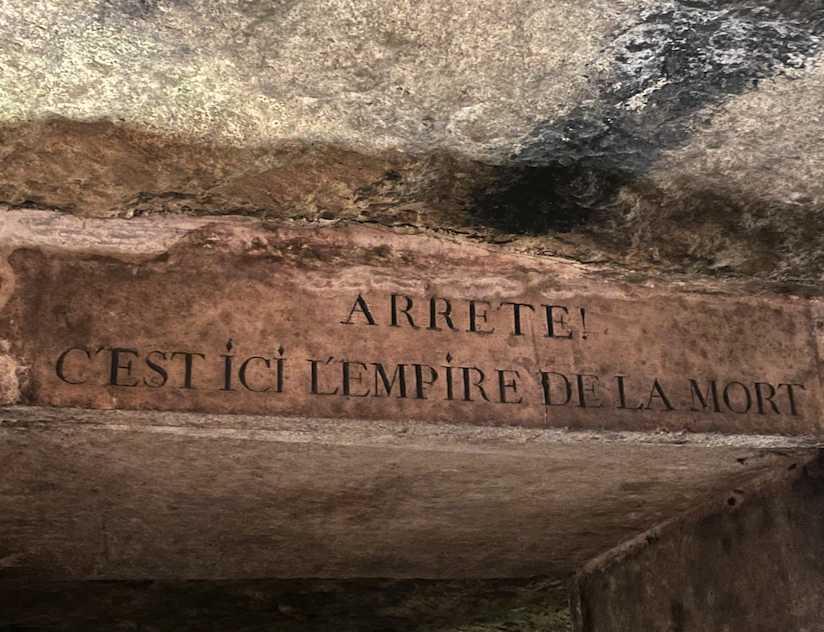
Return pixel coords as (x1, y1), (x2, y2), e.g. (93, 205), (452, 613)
(2, 0), (824, 282)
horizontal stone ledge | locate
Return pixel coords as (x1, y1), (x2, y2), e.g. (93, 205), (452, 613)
(3, 406), (824, 452)
(0, 406), (817, 581)
(1, 210), (823, 436)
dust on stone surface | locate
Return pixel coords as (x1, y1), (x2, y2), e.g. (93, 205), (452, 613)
(0, 577), (571, 632)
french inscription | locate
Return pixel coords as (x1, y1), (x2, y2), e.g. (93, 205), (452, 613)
(4, 225), (821, 434)
(340, 293), (587, 339)
(51, 292), (806, 418)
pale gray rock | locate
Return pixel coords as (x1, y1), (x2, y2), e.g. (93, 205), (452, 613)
(2, 0), (824, 282)
(0, 0), (646, 160)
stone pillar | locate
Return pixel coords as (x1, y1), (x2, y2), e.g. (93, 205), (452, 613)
(572, 453), (824, 632)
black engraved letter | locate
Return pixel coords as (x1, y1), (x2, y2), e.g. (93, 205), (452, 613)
(341, 294), (377, 325)
(461, 367), (491, 402)
(239, 357), (272, 392)
(171, 352), (206, 389)
(615, 375), (630, 409)
(542, 305), (573, 339)
(342, 361), (370, 397)
(56, 346), (91, 385)
(576, 374), (603, 408)
(221, 340), (234, 391)
(391, 294), (419, 329)
(645, 379), (675, 411)
(755, 382), (780, 414)
(467, 301), (495, 334)
(497, 370), (522, 404)
(428, 297), (460, 332)
(500, 302), (535, 336)
(309, 357), (340, 395)
(412, 364), (438, 399)
(689, 380), (720, 412)
(144, 351), (169, 388)
(109, 348), (140, 387)
(372, 363), (407, 398)
(723, 382), (752, 414)
(540, 371), (572, 406)
(779, 383), (805, 416)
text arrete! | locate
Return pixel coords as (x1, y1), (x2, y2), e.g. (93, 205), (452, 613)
(53, 294), (806, 417)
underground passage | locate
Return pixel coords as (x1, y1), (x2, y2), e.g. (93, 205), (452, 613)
(3, 0), (824, 629)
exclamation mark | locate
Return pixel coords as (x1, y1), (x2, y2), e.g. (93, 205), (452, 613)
(581, 308), (589, 340)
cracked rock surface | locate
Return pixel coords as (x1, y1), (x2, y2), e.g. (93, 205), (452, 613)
(2, 0), (824, 280)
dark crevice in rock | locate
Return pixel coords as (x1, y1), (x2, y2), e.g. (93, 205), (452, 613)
(3, 117), (824, 284)
(472, 163), (630, 234)
(472, 0), (824, 239)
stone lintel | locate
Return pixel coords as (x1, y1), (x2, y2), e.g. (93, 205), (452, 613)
(2, 210), (823, 582)
(0, 406), (818, 581)
(1, 210), (822, 436)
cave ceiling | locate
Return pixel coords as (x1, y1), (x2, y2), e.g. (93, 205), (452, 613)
(1, 0), (824, 283)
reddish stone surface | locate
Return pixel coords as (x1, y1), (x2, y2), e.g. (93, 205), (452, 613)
(1, 221), (821, 435)
(573, 457), (824, 632)
(0, 407), (814, 580)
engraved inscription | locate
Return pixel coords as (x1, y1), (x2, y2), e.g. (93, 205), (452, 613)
(51, 292), (807, 418)
(6, 225), (820, 435)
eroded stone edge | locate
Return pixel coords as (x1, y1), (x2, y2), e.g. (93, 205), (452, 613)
(568, 455), (821, 629)
(0, 208), (811, 297)
(2, 406), (823, 452)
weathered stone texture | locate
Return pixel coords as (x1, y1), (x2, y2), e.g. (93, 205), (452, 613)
(0, 120), (407, 217)
(573, 454), (824, 631)
(0, 577), (572, 632)
(0, 343), (19, 405)
(1, 1), (824, 282)
(2, 213), (822, 435)
(0, 406), (814, 581)
(0, 0), (643, 157)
